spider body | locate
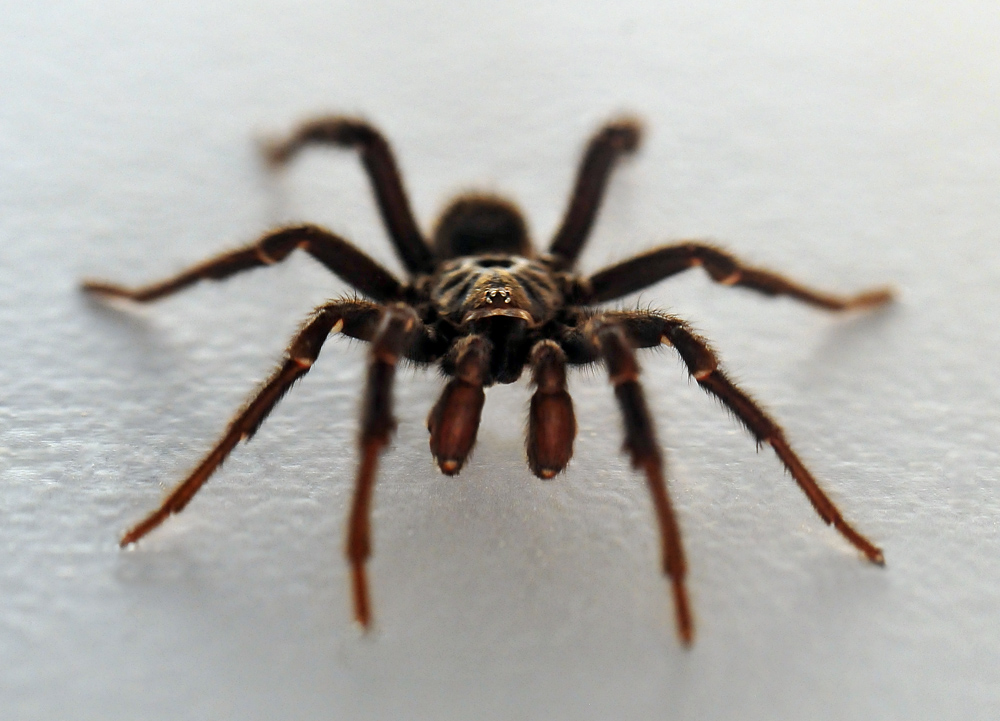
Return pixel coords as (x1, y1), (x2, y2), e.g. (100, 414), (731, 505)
(85, 115), (892, 645)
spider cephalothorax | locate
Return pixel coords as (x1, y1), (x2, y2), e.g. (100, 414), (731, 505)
(432, 253), (561, 327)
(85, 115), (891, 645)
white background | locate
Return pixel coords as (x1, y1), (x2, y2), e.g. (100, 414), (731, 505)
(2, 2), (999, 719)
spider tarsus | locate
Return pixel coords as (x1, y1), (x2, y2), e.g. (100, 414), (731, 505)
(849, 287), (894, 309)
(351, 564), (372, 630)
(259, 137), (290, 168)
(827, 515), (885, 564)
(766, 435), (885, 565)
(119, 508), (169, 547)
(671, 579), (695, 647)
(81, 280), (133, 299)
(838, 523), (885, 565)
(348, 447), (376, 631)
(605, 117), (643, 153)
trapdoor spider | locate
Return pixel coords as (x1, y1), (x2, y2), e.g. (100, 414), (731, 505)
(85, 115), (891, 645)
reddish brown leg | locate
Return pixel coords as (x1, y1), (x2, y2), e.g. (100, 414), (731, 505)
(263, 116), (434, 274)
(587, 242), (893, 310)
(82, 224), (403, 303)
(119, 300), (383, 547)
(653, 315), (885, 564)
(427, 335), (490, 475)
(587, 317), (694, 646)
(526, 340), (576, 479)
(548, 117), (642, 267)
(346, 306), (422, 629)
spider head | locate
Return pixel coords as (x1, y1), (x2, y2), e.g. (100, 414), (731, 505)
(432, 194), (532, 259)
(432, 257), (562, 329)
(461, 274), (535, 325)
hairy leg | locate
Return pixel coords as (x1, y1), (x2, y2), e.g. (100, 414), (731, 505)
(346, 305), (422, 629)
(585, 315), (693, 646)
(548, 118), (642, 267)
(586, 242), (892, 310)
(601, 309), (884, 564)
(264, 116), (434, 274)
(83, 224), (404, 303)
(119, 300), (384, 546)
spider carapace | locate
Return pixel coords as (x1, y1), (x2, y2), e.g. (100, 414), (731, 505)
(84, 115), (891, 645)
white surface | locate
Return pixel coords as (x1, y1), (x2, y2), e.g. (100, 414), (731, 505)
(2, 2), (1000, 719)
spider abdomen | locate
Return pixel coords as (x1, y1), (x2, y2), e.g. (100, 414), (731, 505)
(432, 194), (531, 258)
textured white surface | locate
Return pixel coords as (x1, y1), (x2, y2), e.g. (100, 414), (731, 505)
(2, 1), (1000, 719)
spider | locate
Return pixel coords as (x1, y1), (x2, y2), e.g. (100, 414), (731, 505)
(84, 115), (891, 645)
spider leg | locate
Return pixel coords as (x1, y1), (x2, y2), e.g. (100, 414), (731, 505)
(83, 225), (404, 303)
(119, 300), (384, 547)
(426, 335), (490, 475)
(548, 118), (642, 267)
(585, 315), (694, 646)
(526, 340), (576, 479)
(609, 309), (884, 564)
(346, 305), (422, 629)
(263, 116), (434, 274)
(586, 242), (893, 310)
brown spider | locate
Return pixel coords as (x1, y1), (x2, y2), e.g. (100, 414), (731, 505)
(84, 115), (891, 645)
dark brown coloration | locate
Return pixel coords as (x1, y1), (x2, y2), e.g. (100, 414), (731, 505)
(261, 117), (433, 274)
(527, 341), (575, 479)
(589, 318), (693, 643)
(84, 225), (403, 303)
(433, 195), (533, 259)
(588, 242), (893, 310)
(346, 307), (421, 628)
(86, 115), (892, 644)
(549, 117), (642, 266)
(427, 335), (490, 475)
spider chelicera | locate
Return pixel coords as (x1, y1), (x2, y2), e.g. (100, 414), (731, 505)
(84, 115), (891, 645)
